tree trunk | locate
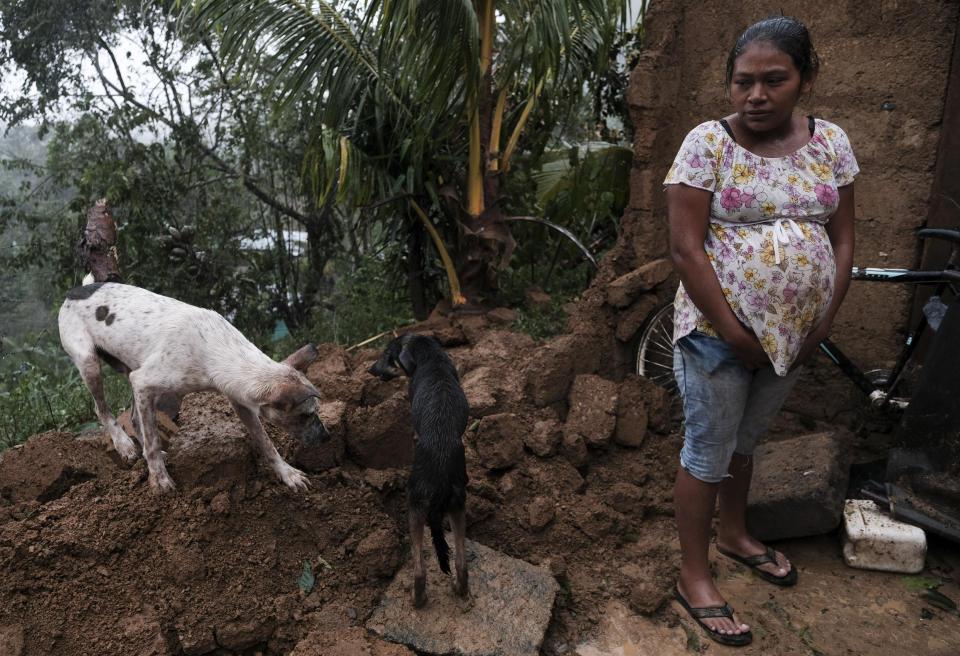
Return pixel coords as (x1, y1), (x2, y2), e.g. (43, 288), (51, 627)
(455, 65), (515, 309)
(407, 221), (429, 320)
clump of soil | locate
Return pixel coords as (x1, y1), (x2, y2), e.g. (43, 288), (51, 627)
(1, 307), (957, 656)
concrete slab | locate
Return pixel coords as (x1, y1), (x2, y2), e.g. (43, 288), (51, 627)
(747, 431), (850, 541)
(367, 537), (559, 656)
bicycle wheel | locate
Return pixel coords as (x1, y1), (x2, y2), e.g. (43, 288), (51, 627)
(636, 302), (678, 395)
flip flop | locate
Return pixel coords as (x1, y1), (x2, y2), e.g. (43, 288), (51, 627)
(673, 586), (753, 647)
(717, 544), (798, 586)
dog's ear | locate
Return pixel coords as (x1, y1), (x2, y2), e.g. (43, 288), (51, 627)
(397, 340), (417, 376)
(281, 344), (319, 373)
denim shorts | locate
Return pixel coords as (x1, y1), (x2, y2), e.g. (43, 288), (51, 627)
(673, 331), (801, 483)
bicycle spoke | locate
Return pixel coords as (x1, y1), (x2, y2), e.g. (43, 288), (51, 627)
(643, 361), (674, 371)
(651, 334), (673, 350)
(636, 302), (679, 400)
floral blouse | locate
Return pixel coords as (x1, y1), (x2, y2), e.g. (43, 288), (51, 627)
(664, 118), (859, 375)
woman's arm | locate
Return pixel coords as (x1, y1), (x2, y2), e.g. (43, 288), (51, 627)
(667, 183), (767, 369)
(791, 182), (856, 367)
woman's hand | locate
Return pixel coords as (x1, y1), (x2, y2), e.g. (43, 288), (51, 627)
(790, 320), (831, 370)
(725, 325), (770, 371)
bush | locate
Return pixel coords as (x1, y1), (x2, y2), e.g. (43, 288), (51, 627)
(260, 250), (417, 360)
(0, 333), (130, 449)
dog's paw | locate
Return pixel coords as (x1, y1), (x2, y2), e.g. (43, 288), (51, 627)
(278, 465), (310, 491)
(117, 444), (139, 463)
(148, 471), (176, 494)
(110, 430), (140, 462)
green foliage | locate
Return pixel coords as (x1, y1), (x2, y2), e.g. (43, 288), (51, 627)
(0, 333), (130, 449)
(0, 0), (650, 449)
(511, 303), (569, 342)
(501, 142), (631, 304)
(191, 0), (636, 305)
(267, 248), (416, 356)
(902, 576), (942, 591)
(501, 259), (594, 342)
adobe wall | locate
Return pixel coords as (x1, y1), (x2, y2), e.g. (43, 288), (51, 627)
(606, 0), (959, 418)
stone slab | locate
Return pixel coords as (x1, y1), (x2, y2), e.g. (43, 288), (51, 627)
(367, 537), (559, 656)
(746, 431), (850, 541)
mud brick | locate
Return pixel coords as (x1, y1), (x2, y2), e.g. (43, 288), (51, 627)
(605, 258), (673, 308)
(746, 432), (850, 541)
(474, 413), (525, 470)
(565, 374), (619, 449)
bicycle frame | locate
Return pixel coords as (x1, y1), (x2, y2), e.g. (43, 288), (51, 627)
(818, 255), (960, 410)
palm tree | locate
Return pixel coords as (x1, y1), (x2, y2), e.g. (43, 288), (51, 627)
(189, 0), (629, 311)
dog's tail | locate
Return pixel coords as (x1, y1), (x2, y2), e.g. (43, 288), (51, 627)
(427, 511), (451, 574)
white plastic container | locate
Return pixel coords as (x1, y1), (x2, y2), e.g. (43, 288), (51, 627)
(842, 499), (927, 573)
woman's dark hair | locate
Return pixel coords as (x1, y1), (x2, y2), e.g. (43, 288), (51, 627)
(725, 15), (819, 86)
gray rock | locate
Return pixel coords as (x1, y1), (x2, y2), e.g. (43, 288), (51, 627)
(747, 431), (851, 541)
(367, 538), (559, 656)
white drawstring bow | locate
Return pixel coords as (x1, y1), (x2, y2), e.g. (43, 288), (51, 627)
(772, 218), (804, 264)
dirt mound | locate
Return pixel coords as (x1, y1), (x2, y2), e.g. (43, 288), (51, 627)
(0, 428), (402, 655)
(0, 308), (680, 656)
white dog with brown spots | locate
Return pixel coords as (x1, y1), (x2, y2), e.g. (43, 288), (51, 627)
(58, 282), (328, 493)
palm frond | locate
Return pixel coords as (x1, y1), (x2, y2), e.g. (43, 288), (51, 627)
(370, 0), (480, 119)
(504, 215), (597, 268)
(531, 143), (632, 210)
(188, 0), (411, 129)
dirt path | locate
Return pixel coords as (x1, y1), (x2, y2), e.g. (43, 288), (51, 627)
(566, 532), (960, 655)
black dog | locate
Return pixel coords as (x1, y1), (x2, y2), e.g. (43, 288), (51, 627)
(368, 333), (469, 607)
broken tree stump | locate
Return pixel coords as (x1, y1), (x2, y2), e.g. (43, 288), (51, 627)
(75, 198), (122, 283)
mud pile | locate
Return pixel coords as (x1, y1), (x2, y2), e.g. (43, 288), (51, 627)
(0, 304), (682, 655)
